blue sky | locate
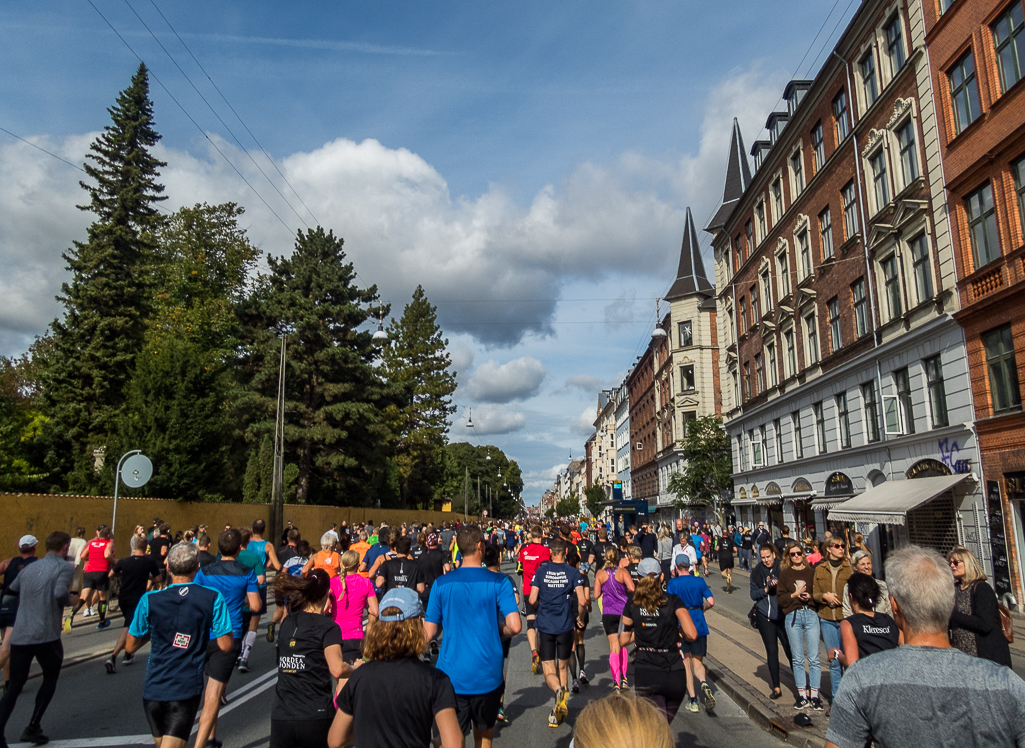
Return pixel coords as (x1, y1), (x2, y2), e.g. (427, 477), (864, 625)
(1, 0), (860, 502)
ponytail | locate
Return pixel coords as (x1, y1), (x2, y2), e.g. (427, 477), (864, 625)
(273, 568), (331, 612)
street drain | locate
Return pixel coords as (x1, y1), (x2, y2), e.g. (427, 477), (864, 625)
(767, 720), (790, 741)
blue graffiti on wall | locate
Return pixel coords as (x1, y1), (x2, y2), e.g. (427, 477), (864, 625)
(939, 438), (972, 474)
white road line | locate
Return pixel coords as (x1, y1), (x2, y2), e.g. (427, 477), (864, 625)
(225, 668), (277, 699)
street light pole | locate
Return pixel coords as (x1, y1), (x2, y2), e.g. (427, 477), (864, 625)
(271, 336), (287, 546)
(111, 449), (141, 536)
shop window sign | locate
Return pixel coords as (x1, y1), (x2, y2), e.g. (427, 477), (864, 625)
(825, 471), (854, 497)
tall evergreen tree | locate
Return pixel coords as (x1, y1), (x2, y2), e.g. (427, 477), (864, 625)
(380, 286), (457, 508)
(238, 227), (400, 505)
(41, 63), (166, 487)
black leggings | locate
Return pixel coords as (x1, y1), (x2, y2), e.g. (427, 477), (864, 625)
(270, 718), (334, 748)
(634, 667), (687, 723)
(0, 640), (64, 733)
(754, 611), (792, 690)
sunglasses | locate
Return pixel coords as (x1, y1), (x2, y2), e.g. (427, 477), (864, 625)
(830, 544), (845, 550)
(789, 550), (804, 557)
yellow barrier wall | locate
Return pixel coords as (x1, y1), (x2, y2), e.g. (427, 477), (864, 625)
(0, 493), (475, 558)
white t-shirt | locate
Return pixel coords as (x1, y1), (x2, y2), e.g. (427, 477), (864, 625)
(672, 544), (697, 569)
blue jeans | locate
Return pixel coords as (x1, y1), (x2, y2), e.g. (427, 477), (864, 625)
(784, 608), (821, 693)
(820, 618), (842, 700)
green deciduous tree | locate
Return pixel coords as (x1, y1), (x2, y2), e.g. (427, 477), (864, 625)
(667, 415), (733, 525)
(556, 493), (581, 517)
(380, 286), (457, 509)
(584, 484), (607, 520)
(437, 443), (523, 518)
(238, 226), (400, 506)
(41, 63), (166, 488)
(0, 346), (52, 491)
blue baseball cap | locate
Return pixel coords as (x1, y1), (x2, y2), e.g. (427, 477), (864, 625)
(378, 587), (424, 622)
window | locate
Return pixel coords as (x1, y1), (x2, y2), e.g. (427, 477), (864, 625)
(993, 2), (1025, 93)
(767, 342), (778, 387)
(862, 382), (881, 443)
(814, 401), (827, 453)
(828, 296), (842, 353)
(870, 149), (890, 210)
(940, 0), (958, 13)
(842, 181), (859, 240)
(897, 119), (919, 186)
(949, 51), (981, 135)
(882, 254), (903, 319)
(1015, 157), (1025, 238)
(755, 353), (765, 394)
(750, 428), (763, 467)
(833, 89), (850, 142)
(792, 410), (804, 459)
(894, 366), (916, 434)
(924, 355), (949, 427)
(791, 149), (805, 195)
(774, 419), (783, 464)
(756, 201), (767, 239)
(885, 14), (906, 77)
(860, 51), (879, 107)
(752, 286), (761, 320)
(731, 371), (739, 405)
(910, 234), (934, 303)
(984, 324), (1022, 412)
(819, 207), (834, 259)
(738, 436), (747, 471)
(772, 178), (784, 222)
(852, 278), (869, 338)
(760, 268), (773, 313)
(806, 312), (820, 364)
(966, 183), (1001, 269)
(733, 236), (742, 272)
(837, 393), (852, 449)
(812, 121), (825, 172)
(743, 362), (752, 401)
(746, 220), (754, 254)
(777, 251), (791, 297)
(799, 230), (812, 279)
(680, 364), (695, 392)
(784, 329), (797, 377)
(678, 320), (693, 347)
(738, 297), (746, 334)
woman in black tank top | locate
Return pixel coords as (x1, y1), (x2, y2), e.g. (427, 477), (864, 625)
(833, 573), (901, 667)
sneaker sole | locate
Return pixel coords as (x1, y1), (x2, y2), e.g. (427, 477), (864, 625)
(104, 660), (116, 675)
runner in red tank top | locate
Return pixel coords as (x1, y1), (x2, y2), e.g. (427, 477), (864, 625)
(70, 525), (115, 629)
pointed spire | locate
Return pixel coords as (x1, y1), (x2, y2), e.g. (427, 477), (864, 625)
(665, 207), (713, 300)
(705, 117), (753, 232)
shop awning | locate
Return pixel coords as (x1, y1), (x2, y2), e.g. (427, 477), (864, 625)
(730, 498), (759, 507)
(811, 496), (854, 509)
(827, 474), (971, 525)
(755, 496), (785, 506)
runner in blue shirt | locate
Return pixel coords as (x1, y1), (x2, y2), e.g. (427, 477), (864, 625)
(666, 554), (716, 713)
(238, 519), (278, 671)
(127, 542), (233, 748)
(192, 529), (260, 748)
(425, 526), (520, 748)
(529, 539), (587, 729)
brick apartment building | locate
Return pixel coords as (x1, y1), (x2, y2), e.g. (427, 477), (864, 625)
(707, 0), (992, 570)
(924, 0), (1025, 607)
(627, 346), (658, 505)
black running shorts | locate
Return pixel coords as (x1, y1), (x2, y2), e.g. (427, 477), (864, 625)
(537, 630), (574, 662)
(341, 638), (364, 665)
(679, 634), (708, 657)
(601, 614), (622, 636)
(144, 695), (202, 740)
(205, 636), (240, 683)
(270, 718), (334, 748)
(524, 598), (538, 617)
(119, 595), (143, 629)
(454, 685), (503, 735)
(82, 570), (110, 591)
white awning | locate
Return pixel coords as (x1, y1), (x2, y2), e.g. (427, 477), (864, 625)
(755, 496), (785, 506)
(827, 474), (971, 525)
(731, 498), (759, 507)
(811, 496), (854, 508)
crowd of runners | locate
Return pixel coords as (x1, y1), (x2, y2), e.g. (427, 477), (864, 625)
(0, 513), (1022, 748)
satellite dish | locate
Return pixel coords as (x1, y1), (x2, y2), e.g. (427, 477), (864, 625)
(121, 454), (153, 488)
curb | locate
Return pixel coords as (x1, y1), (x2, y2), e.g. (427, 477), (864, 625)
(705, 654), (827, 748)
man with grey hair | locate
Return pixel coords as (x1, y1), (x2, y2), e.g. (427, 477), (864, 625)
(825, 545), (1025, 748)
(105, 534), (162, 673)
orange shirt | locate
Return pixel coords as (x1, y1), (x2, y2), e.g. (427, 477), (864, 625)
(350, 541), (371, 577)
(312, 549), (342, 578)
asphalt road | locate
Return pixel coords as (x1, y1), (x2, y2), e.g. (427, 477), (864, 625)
(3, 563), (785, 748)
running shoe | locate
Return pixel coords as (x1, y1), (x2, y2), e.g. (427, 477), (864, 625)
(496, 707), (508, 723)
(266, 622), (275, 642)
(555, 687), (569, 722)
(220, 692), (229, 707)
(548, 710), (558, 729)
(97, 619), (111, 630)
(810, 697), (824, 711)
(620, 673), (629, 688)
(793, 697), (810, 710)
(123, 653), (136, 666)
(238, 658), (250, 673)
(578, 669), (589, 685)
(701, 682), (716, 712)
(104, 657), (116, 674)
(571, 678), (580, 694)
(612, 682), (621, 693)
(685, 700), (699, 713)
(62, 617), (73, 634)
(20, 724), (49, 745)
(531, 651), (540, 675)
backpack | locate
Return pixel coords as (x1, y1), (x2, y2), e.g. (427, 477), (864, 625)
(997, 602), (1014, 643)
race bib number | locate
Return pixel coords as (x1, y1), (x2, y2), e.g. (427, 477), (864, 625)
(172, 633), (191, 649)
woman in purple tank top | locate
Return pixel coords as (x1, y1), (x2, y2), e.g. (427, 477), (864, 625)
(593, 547), (635, 689)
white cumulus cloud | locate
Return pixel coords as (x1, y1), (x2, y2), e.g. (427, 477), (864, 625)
(465, 357), (546, 403)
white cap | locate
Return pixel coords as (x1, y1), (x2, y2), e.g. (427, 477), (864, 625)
(18, 534), (38, 549)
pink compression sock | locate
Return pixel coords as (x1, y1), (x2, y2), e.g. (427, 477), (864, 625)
(620, 649), (629, 678)
(609, 652), (621, 683)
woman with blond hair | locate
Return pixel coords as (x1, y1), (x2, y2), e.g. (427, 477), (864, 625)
(572, 692), (673, 748)
(947, 545), (1011, 667)
(327, 550), (379, 685)
(329, 587), (462, 748)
